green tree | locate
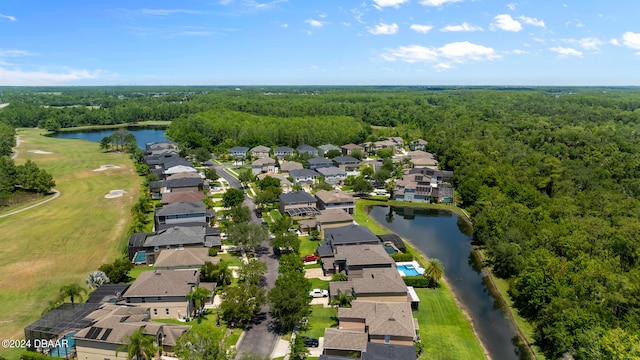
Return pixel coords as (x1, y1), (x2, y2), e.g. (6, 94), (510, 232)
(376, 148), (394, 159)
(237, 259), (268, 285)
(186, 286), (213, 318)
(219, 282), (265, 326)
(117, 328), (158, 360)
(238, 169), (254, 184)
(350, 149), (365, 160)
(331, 273), (348, 281)
(58, 283), (86, 305)
(270, 233), (301, 254)
(360, 164), (374, 178)
(257, 176), (280, 190)
(372, 169), (391, 185)
(228, 205), (251, 224)
(43, 118), (61, 131)
(223, 188), (245, 208)
(100, 136), (111, 152)
(353, 177), (373, 195)
(330, 289), (354, 308)
(201, 260), (232, 286)
(289, 335), (310, 360)
(99, 257), (134, 283)
(174, 325), (235, 360)
(227, 222), (269, 251)
(424, 258), (444, 287)
(268, 270), (311, 331)
(269, 215), (292, 236)
(204, 167), (220, 181)
(194, 147), (211, 163)
(325, 149), (342, 159)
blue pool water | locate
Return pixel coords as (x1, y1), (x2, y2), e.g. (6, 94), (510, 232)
(384, 244), (398, 254)
(397, 264), (421, 277)
(47, 331), (77, 358)
(133, 251), (146, 264)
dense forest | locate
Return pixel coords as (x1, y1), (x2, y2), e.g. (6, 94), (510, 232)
(2, 86), (640, 358)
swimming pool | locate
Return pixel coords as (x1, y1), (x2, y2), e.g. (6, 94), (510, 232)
(133, 251), (146, 264)
(47, 331), (77, 358)
(397, 263), (425, 277)
(384, 244), (397, 254)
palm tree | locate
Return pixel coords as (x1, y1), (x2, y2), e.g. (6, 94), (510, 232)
(118, 328), (158, 360)
(186, 286), (212, 318)
(330, 289), (354, 309)
(424, 259), (445, 287)
(58, 283), (86, 305)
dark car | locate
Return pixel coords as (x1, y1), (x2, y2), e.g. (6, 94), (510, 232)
(255, 209), (263, 218)
(301, 336), (319, 347)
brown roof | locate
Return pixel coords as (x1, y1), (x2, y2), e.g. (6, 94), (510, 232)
(161, 191), (205, 204)
(338, 301), (416, 338)
(154, 248), (219, 269)
(166, 172), (202, 180)
(317, 209), (354, 224)
(351, 268), (408, 295)
(125, 269), (198, 298)
(334, 244), (394, 267)
(407, 150), (435, 160)
(252, 157), (276, 166)
(329, 281), (354, 297)
(341, 143), (364, 150)
(323, 328), (368, 352)
(315, 190), (354, 204)
(279, 161), (303, 172)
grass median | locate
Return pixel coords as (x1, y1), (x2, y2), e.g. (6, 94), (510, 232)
(0, 128), (140, 348)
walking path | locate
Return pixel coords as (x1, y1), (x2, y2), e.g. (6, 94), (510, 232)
(1, 134), (61, 218)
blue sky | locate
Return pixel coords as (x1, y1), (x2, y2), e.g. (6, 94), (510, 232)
(2, 0), (640, 86)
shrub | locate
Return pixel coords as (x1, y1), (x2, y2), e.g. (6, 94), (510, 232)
(20, 352), (50, 360)
(402, 276), (433, 288)
(331, 273), (348, 281)
(208, 248), (218, 256)
(391, 253), (414, 262)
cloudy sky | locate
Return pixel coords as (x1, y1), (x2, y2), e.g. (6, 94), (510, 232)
(2, 0), (640, 86)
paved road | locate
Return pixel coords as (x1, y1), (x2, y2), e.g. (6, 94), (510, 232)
(214, 165), (282, 359)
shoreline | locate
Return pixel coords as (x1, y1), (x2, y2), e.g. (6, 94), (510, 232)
(52, 120), (171, 132)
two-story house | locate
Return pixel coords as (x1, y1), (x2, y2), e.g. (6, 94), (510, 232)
(315, 166), (347, 185)
(340, 143), (364, 156)
(318, 144), (341, 157)
(289, 169), (319, 184)
(333, 156), (361, 175)
(297, 144), (319, 157)
(274, 146), (294, 158)
(315, 190), (355, 214)
(307, 157), (333, 170)
(250, 145), (271, 158)
(154, 201), (213, 231)
(251, 157), (277, 175)
(229, 146), (249, 158)
(278, 191), (319, 217)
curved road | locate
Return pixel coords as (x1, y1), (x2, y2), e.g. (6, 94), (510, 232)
(1, 135), (61, 218)
(213, 164), (281, 359)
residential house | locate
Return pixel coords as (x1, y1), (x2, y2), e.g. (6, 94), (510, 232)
(394, 168), (454, 203)
(75, 305), (190, 360)
(329, 268), (409, 303)
(337, 300), (418, 346)
(407, 150), (437, 168)
(250, 145), (271, 158)
(318, 144), (341, 156)
(327, 244), (394, 276)
(85, 284), (130, 304)
(165, 177), (204, 193)
(365, 139), (397, 153)
(322, 328), (368, 358)
(307, 157), (333, 170)
(142, 226), (208, 264)
(154, 248), (219, 270)
(289, 168), (320, 184)
(278, 191), (319, 217)
(333, 156), (361, 175)
(297, 144), (319, 157)
(316, 209), (354, 237)
(154, 201), (214, 230)
(315, 190), (355, 214)
(389, 137), (404, 146)
(145, 141), (178, 155)
(123, 269), (199, 319)
(341, 143), (364, 156)
(256, 173), (292, 193)
(319, 343), (416, 360)
(161, 191), (205, 205)
(274, 146), (294, 158)
(410, 139), (428, 151)
(317, 225), (381, 275)
(229, 146), (249, 158)
(163, 165), (198, 177)
(316, 166), (347, 185)
(251, 157), (277, 175)
(279, 160), (303, 175)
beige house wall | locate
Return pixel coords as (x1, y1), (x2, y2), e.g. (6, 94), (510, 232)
(75, 340), (120, 360)
(338, 319), (366, 332)
(355, 294), (408, 302)
(369, 335), (414, 346)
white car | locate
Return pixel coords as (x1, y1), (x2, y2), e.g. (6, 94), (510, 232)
(309, 289), (329, 298)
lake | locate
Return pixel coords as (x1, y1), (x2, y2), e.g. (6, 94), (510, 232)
(368, 205), (526, 360)
(48, 127), (168, 149)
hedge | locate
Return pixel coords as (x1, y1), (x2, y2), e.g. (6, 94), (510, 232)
(391, 253), (414, 262)
(402, 276), (434, 288)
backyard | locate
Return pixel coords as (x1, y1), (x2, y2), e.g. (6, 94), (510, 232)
(0, 128), (141, 350)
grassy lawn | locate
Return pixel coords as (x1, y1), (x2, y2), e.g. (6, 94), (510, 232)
(128, 265), (154, 281)
(414, 287), (486, 360)
(270, 209), (283, 221)
(308, 278), (329, 290)
(0, 128), (141, 347)
(218, 252), (244, 267)
(299, 305), (338, 339)
(299, 236), (319, 257)
(154, 309), (243, 346)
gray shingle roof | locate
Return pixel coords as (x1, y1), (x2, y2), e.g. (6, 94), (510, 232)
(324, 225), (380, 247)
(307, 157), (333, 166)
(166, 177), (203, 189)
(156, 201), (206, 217)
(318, 144), (341, 152)
(297, 144), (317, 152)
(143, 226), (206, 247)
(274, 146), (293, 153)
(334, 244), (394, 267)
(279, 190), (316, 205)
(362, 343), (417, 360)
(289, 169), (319, 178)
(333, 156), (360, 164)
(338, 301), (416, 338)
(315, 166), (346, 177)
(323, 328), (368, 352)
(124, 269), (198, 297)
(317, 209), (353, 224)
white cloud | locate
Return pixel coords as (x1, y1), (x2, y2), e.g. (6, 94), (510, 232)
(281, 23), (289, 28)
(610, 38), (621, 46)
(140, 9), (203, 16)
(441, 22), (483, 32)
(306, 19), (325, 28)
(381, 41), (500, 70)
(410, 24), (434, 34)
(242, 0), (287, 10)
(369, 22), (399, 35)
(372, 0), (409, 8)
(563, 37), (603, 52)
(318, 13), (328, 18)
(0, 49), (32, 57)
(506, 49), (528, 55)
(0, 13), (17, 21)
(507, 3), (516, 11)
(0, 66), (103, 86)
(622, 32), (640, 50)
(549, 46), (583, 57)
(491, 14), (522, 32)
(518, 15), (545, 27)
(420, 0), (462, 6)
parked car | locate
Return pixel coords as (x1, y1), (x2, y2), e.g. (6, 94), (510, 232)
(301, 254), (318, 262)
(301, 336), (319, 347)
(255, 209), (262, 218)
(309, 289), (328, 298)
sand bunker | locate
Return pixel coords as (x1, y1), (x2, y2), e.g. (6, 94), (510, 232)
(93, 164), (121, 172)
(27, 150), (53, 154)
(105, 190), (127, 199)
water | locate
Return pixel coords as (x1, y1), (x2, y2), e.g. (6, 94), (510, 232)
(46, 331), (77, 358)
(48, 127), (168, 149)
(397, 264), (422, 276)
(368, 206), (525, 360)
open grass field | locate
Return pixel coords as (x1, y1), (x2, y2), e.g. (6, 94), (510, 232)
(299, 305), (337, 340)
(414, 287), (486, 360)
(0, 128), (141, 349)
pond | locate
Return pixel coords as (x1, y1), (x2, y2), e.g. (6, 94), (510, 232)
(48, 127), (168, 149)
(367, 205), (527, 360)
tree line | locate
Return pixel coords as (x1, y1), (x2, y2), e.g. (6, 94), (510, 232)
(0, 158), (56, 206)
